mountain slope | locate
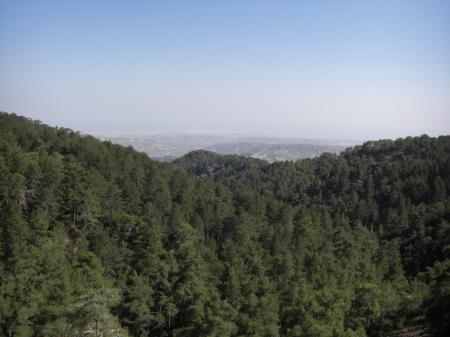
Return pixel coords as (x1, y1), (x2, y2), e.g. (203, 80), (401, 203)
(177, 137), (450, 277)
(1, 112), (449, 337)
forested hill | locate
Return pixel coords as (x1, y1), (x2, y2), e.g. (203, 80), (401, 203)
(175, 139), (450, 275)
(1, 112), (449, 337)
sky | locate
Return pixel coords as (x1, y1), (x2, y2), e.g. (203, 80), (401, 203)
(1, 0), (449, 140)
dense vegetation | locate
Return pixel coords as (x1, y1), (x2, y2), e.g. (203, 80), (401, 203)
(0, 112), (449, 337)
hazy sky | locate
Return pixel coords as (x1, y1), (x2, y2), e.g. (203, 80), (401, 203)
(1, 0), (449, 140)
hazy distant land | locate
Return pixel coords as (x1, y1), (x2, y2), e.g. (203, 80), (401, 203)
(97, 133), (360, 162)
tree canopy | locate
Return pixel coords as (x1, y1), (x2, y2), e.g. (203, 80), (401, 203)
(1, 112), (449, 337)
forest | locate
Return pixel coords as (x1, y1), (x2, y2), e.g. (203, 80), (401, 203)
(0, 112), (449, 337)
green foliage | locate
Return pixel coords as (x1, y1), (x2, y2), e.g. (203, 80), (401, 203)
(424, 259), (450, 337)
(1, 112), (449, 336)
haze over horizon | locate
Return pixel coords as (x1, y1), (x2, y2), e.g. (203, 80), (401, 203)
(1, 0), (449, 140)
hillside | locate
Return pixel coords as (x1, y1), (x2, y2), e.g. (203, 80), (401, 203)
(0, 112), (449, 337)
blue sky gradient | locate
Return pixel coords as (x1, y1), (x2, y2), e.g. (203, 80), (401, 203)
(1, 0), (449, 139)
